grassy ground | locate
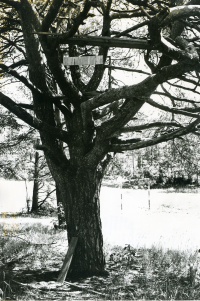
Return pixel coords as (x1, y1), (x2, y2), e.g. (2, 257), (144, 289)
(100, 186), (200, 250)
(1, 220), (200, 300)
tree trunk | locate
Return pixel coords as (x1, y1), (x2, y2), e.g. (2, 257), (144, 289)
(31, 151), (39, 213)
(55, 167), (106, 279)
(56, 184), (65, 227)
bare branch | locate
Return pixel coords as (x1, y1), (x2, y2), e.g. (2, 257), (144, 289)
(82, 61), (200, 121)
(140, 6), (152, 19)
(110, 10), (155, 20)
(66, 0), (92, 38)
(154, 90), (200, 105)
(45, 34), (155, 49)
(119, 122), (183, 133)
(113, 20), (149, 38)
(0, 34), (26, 57)
(0, 63), (43, 94)
(110, 116), (200, 152)
(0, 92), (70, 144)
(17, 103), (34, 110)
(105, 64), (150, 75)
(162, 5), (200, 27)
(146, 97), (200, 118)
(166, 80), (200, 95)
(84, 0), (111, 92)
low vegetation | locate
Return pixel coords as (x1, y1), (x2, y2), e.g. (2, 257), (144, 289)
(1, 219), (200, 300)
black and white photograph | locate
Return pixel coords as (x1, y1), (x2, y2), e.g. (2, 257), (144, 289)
(1, 0), (200, 299)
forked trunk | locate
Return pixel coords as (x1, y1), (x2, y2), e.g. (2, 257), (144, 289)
(56, 168), (106, 279)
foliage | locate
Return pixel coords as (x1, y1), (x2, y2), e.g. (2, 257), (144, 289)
(1, 0), (200, 168)
(0, 117), (57, 208)
(106, 134), (200, 187)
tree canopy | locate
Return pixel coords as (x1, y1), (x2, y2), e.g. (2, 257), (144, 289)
(1, 0), (200, 278)
(1, 0), (200, 155)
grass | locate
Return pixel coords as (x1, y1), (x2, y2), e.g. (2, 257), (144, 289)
(1, 219), (200, 300)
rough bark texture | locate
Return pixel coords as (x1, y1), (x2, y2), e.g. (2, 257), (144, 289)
(56, 184), (65, 227)
(31, 151), (39, 213)
(52, 165), (105, 278)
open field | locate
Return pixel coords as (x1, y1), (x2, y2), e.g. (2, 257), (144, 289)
(100, 187), (200, 251)
(1, 186), (200, 251)
(1, 187), (200, 299)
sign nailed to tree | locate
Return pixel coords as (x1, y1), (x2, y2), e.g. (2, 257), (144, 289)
(63, 55), (103, 66)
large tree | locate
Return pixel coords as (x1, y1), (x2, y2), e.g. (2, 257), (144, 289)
(1, 0), (200, 278)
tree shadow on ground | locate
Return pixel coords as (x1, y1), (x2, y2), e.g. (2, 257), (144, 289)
(3, 268), (60, 283)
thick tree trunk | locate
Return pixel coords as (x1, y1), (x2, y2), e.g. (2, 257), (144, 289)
(55, 167), (106, 279)
(31, 151), (39, 213)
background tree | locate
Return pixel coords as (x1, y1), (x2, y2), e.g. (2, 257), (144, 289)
(0, 115), (57, 213)
(1, 0), (200, 278)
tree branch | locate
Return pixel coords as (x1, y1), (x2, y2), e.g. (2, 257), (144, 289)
(119, 122), (183, 133)
(0, 34), (26, 57)
(0, 92), (70, 144)
(110, 116), (200, 152)
(17, 103), (34, 110)
(81, 61), (199, 120)
(42, 0), (64, 32)
(146, 97), (200, 118)
(113, 20), (149, 38)
(84, 0), (111, 92)
(68, 45), (86, 93)
(105, 64), (150, 75)
(0, 63), (43, 94)
(153, 90), (200, 105)
(92, 100), (123, 120)
(47, 35), (154, 49)
(96, 62), (200, 139)
(166, 80), (200, 95)
(66, 0), (92, 38)
(110, 10), (155, 20)
(162, 5), (200, 28)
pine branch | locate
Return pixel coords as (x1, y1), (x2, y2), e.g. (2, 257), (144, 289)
(146, 98), (200, 118)
(110, 116), (200, 152)
(0, 92), (70, 144)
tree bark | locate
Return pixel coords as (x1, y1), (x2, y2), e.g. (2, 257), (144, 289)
(53, 166), (106, 279)
(56, 184), (65, 227)
(31, 151), (39, 213)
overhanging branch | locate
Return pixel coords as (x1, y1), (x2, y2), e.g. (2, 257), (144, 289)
(110, 116), (200, 152)
(36, 34), (155, 50)
(0, 63), (43, 95)
(146, 98), (200, 118)
(119, 121), (183, 133)
(105, 65), (150, 75)
(0, 92), (70, 144)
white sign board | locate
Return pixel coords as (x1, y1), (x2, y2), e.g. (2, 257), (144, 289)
(63, 55), (103, 66)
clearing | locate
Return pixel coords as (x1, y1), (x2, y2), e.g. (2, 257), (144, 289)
(1, 186), (200, 300)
